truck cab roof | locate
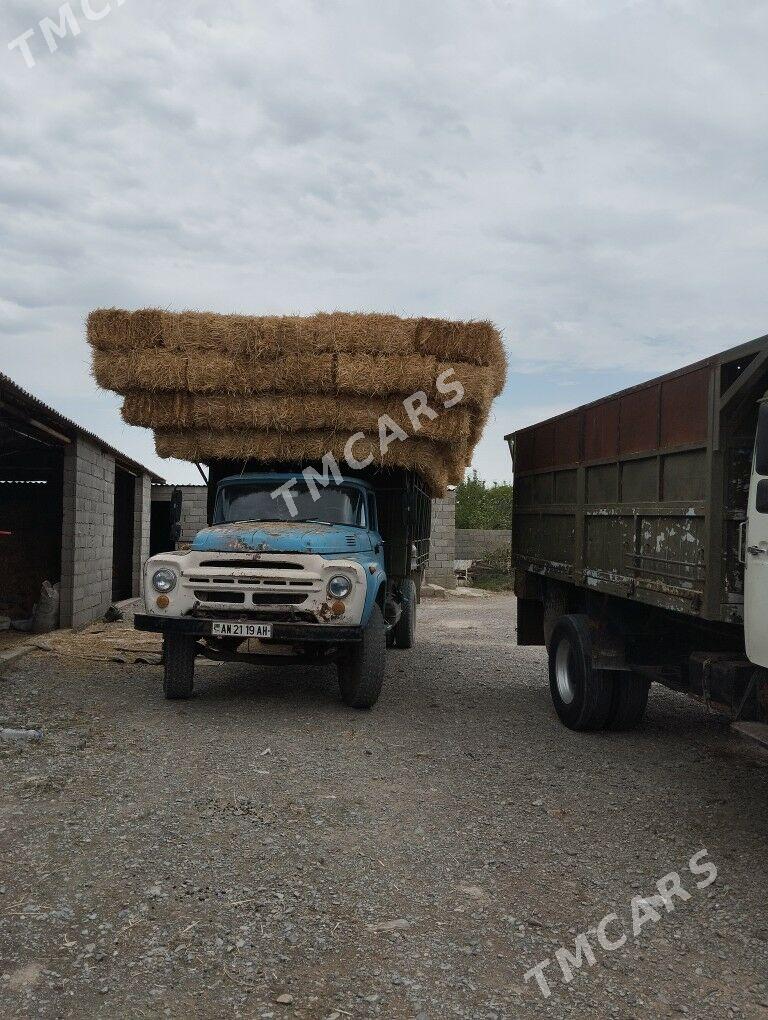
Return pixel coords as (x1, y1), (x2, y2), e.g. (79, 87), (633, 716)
(216, 472), (375, 492)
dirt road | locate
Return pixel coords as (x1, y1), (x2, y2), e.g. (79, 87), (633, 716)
(0, 594), (766, 1019)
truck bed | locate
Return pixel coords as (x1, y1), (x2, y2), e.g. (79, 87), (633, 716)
(508, 334), (768, 623)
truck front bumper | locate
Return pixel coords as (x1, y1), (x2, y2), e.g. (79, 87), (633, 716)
(134, 614), (363, 643)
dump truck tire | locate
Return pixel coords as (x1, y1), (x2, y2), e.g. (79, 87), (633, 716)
(392, 578), (417, 650)
(606, 673), (650, 730)
(548, 614), (612, 731)
(163, 634), (196, 700)
(338, 605), (386, 709)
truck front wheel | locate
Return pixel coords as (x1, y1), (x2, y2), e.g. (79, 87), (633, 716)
(548, 614), (612, 731)
(391, 578), (417, 650)
(338, 605), (386, 709)
(163, 634), (196, 700)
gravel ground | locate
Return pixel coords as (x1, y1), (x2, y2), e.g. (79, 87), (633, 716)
(0, 593), (767, 1019)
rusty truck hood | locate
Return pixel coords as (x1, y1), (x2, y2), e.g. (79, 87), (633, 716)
(190, 521), (373, 556)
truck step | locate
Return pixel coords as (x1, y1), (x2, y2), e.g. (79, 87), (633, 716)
(731, 721), (768, 752)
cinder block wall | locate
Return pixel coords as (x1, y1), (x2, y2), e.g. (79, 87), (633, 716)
(60, 436), (115, 629)
(455, 529), (510, 561)
(426, 491), (457, 588)
(133, 474), (151, 594)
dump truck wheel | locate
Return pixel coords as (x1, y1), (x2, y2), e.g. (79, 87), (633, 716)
(163, 634), (196, 700)
(338, 605), (386, 709)
(392, 578), (417, 650)
(548, 615), (612, 731)
(606, 672), (650, 730)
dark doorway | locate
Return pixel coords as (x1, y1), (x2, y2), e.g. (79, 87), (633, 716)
(151, 500), (173, 556)
(150, 488), (182, 556)
(112, 467), (135, 602)
(0, 424), (64, 620)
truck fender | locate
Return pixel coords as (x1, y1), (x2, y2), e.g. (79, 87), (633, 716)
(361, 572), (387, 627)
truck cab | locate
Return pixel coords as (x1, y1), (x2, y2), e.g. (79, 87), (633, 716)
(136, 471), (423, 707)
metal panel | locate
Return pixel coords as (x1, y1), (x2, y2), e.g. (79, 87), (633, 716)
(633, 515), (705, 593)
(533, 473), (554, 506)
(621, 457), (658, 503)
(533, 422), (556, 470)
(554, 412), (582, 467)
(585, 515), (630, 574)
(660, 368), (709, 448)
(554, 469), (577, 504)
(515, 429), (535, 474)
(619, 386), (659, 455)
(662, 450), (706, 502)
(586, 464), (618, 504)
(584, 400), (619, 461)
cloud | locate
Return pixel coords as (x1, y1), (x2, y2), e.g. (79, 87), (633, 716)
(1, 0), (767, 483)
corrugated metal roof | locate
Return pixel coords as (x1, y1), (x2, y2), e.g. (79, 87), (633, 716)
(0, 371), (164, 482)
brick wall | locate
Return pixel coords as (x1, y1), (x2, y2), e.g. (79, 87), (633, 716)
(426, 491), (457, 588)
(60, 436), (115, 629)
(455, 529), (510, 561)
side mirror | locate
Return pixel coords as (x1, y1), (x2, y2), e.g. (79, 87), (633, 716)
(757, 478), (768, 515)
(756, 402), (768, 475)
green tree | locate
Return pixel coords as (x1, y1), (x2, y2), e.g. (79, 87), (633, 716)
(455, 472), (513, 529)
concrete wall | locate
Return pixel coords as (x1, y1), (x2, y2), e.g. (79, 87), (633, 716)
(151, 484), (208, 545)
(426, 491), (457, 588)
(133, 474), (152, 594)
(455, 529), (510, 562)
(59, 437), (153, 629)
(60, 436), (115, 630)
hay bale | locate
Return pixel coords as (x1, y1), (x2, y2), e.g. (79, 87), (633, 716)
(154, 428), (451, 496)
(122, 392), (474, 442)
(186, 353), (336, 394)
(89, 307), (507, 492)
(87, 308), (505, 367)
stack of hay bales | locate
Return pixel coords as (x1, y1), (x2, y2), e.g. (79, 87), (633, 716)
(88, 309), (506, 496)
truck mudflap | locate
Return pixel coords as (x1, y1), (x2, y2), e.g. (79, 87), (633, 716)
(134, 614), (363, 643)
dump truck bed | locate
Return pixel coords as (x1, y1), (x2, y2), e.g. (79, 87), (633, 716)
(508, 333), (768, 624)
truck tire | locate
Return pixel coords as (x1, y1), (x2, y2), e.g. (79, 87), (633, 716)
(548, 615), (612, 731)
(163, 634), (196, 700)
(338, 604), (386, 709)
(606, 672), (650, 730)
(391, 578), (417, 650)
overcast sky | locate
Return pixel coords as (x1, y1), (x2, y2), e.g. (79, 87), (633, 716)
(2, 0), (767, 484)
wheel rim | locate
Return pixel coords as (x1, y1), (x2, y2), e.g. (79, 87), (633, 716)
(555, 638), (576, 705)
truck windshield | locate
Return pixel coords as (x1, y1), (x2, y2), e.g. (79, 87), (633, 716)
(215, 482), (368, 527)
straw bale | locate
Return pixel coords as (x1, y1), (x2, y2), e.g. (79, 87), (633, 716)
(154, 428), (450, 496)
(122, 392), (473, 443)
(185, 353), (336, 394)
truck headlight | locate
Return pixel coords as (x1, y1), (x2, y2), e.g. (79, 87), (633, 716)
(327, 575), (352, 599)
(151, 568), (177, 593)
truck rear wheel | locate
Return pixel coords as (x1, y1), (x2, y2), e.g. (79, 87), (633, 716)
(163, 634), (196, 700)
(338, 605), (386, 709)
(606, 672), (650, 730)
(391, 578), (417, 650)
(548, 615), (612, 731)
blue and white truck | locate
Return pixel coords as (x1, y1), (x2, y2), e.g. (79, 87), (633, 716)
(135, 465), (432, 708)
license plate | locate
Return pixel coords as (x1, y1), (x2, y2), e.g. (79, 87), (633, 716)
(211, 622), (273, 639)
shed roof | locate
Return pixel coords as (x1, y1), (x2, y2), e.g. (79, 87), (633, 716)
(0, 371), (164, 482)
